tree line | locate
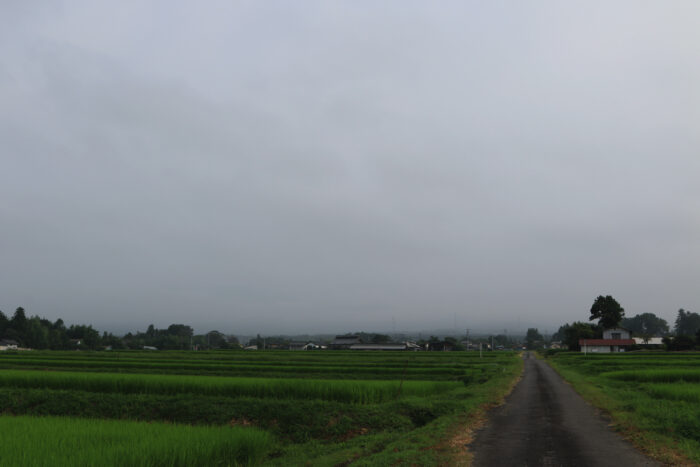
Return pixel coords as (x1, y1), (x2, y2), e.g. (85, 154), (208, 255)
(0, 307), (237, 350)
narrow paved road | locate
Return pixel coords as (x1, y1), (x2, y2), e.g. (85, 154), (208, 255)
(470, 352), (658, 467)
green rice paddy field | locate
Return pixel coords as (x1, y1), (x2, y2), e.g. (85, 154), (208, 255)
(547, 352), (700, 465)
(0, 350), (522, 466)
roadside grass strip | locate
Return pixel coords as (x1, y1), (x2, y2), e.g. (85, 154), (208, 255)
(0, 415), (272, 466)
(0, 370), (459, 403)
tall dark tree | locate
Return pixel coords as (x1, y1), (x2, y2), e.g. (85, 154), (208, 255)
(525, 328), (543, 350)
(11, 307), (28, 334)
(0, 310), (8, 336)
(25, 317), (49, 349)
(674, 309), (700, 337)
(589, 295), (625, 329)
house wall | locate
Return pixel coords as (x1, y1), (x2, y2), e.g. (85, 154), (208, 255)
(603, 328), (630, 339)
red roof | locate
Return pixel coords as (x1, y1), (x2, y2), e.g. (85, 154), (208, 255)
(578, 339), (635, 346)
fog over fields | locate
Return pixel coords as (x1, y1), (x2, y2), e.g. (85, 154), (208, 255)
(2, 1), (699, 335)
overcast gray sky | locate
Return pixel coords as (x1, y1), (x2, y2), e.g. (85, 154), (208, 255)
(1, 1), (699, 335)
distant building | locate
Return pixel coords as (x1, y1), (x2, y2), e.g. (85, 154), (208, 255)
(580, 327), (634, 353)
(329, 335), (362, 350)
(142, 346), (158, 351)
(0, 339), (19, 351)
(288, 341), (319, 351)
(349, 342), (421, 351)
(427, 341), (455, 352)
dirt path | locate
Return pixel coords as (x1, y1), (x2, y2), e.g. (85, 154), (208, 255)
(469, 352), (658, 467)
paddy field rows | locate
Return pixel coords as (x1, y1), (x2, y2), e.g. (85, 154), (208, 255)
(547, 351), (700, 465)
(0, 350), (522, 466)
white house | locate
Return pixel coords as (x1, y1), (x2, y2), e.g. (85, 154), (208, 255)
(580, 327), (635, 353)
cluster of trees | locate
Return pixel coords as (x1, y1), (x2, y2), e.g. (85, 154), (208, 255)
(620, 313), (669, 337)
(553, 295), (700, 351)
(0, 307), (114, 350)
(0, 307), (238, 351)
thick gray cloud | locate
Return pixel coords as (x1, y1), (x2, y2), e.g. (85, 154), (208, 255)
(2, 1), (699, 334)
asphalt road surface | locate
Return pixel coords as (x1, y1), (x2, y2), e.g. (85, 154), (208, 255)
(470, 352), (658, 467)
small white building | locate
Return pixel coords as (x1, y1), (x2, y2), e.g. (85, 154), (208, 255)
(580, 327), (635, 353)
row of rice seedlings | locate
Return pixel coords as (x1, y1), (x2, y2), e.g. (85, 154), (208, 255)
(641, 383), (700, 403)
(2, 350), (514, 366)
(562, 363), (700, 377)
(550, 354), (700, 376)
(0, 415), (272, 466)
(0, 356), (479, 371)
(1, 350), (511, 363)
(0, 370), (460, 403)
(579, 362), (700, 371)
(602, 369), (700, 383)
(0, 360), (473, 381)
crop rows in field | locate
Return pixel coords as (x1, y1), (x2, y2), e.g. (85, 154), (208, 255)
(0, 369), (460, 403)
(0, 350), (522, 465)
(0, 350), (513, 381)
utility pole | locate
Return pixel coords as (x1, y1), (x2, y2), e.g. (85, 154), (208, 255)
(466, 328), (470, 351)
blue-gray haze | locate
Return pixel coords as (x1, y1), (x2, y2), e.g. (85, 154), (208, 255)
(1, 1), (698, 335)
